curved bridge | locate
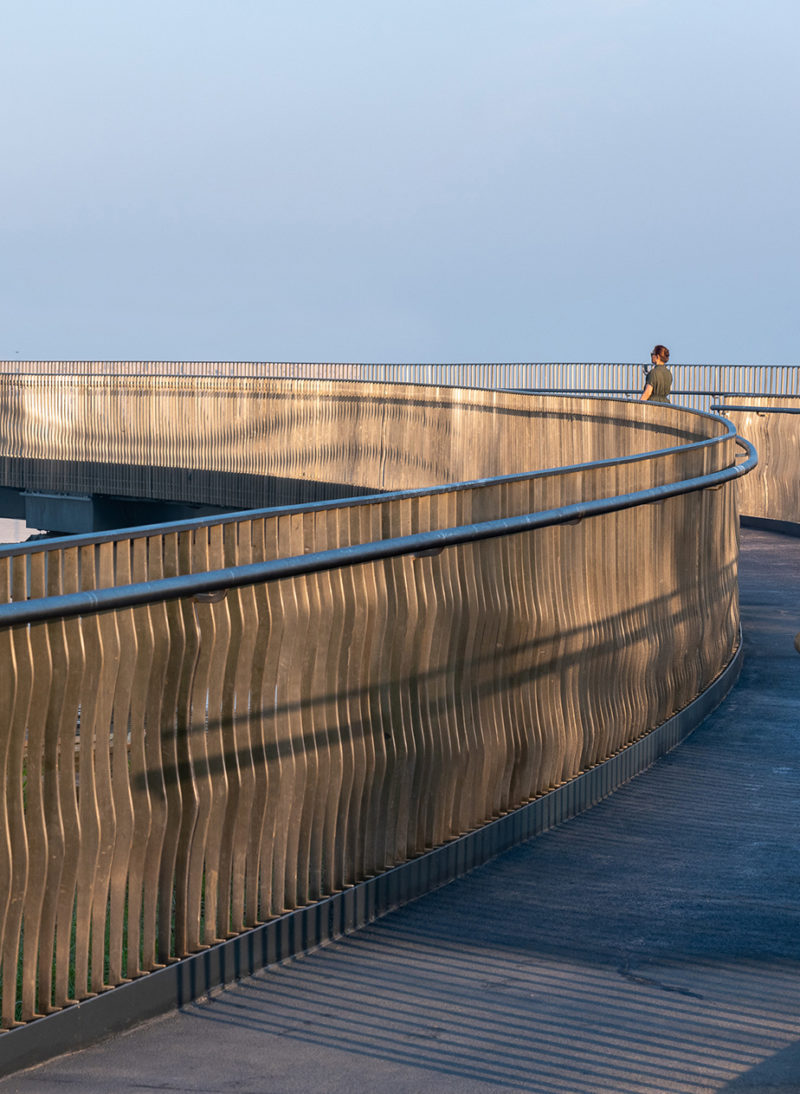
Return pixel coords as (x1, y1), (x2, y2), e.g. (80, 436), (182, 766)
(0, 364), (794, 1079)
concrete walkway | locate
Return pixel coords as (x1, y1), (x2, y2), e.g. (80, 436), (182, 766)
(2, 527), (799, 1094)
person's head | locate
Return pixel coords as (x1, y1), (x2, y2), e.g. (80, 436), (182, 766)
(651, 345), (669, 365)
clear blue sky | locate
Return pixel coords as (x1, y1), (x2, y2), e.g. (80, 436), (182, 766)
(2, 0), (798, 365)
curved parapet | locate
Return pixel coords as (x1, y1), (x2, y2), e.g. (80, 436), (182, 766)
(0, 375), (729, 508)
(712, 397), (800, 528)
(0, 380), (752, 1065)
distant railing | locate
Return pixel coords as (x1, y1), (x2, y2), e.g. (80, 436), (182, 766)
(0, 377), (752, 1036)
(1, 358), (799, 414)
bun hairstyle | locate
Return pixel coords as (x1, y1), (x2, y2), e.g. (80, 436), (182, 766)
(652, 345), (670, 362)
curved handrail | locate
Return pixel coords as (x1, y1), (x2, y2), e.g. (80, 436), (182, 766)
(0, 436), (757, 627)
(712, 403), (800, 415)
(522, 389), (780, 398)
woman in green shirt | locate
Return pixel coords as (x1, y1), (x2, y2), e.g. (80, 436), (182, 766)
(640, 345), (672, 403)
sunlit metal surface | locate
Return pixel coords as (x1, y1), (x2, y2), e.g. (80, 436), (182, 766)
(713, 397), (800, 524)
(0, 376), (751, 1037)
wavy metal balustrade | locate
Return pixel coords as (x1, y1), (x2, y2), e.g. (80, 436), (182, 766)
(711, 398), (800, 527)
(0, 382), (753, 1047)
(0, 377), (714, 511)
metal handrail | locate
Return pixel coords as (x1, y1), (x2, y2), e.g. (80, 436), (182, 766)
(1, 361), (798, 373)
(519, 389), (786, 398)
(712, 404), (800, 415)
(0, 436), (757, 627)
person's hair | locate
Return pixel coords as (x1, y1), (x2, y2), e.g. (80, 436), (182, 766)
(652, 345), (669, 362)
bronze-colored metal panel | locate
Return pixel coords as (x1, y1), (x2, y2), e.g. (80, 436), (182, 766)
(193, 527), (224, 944)
(225, 521), (259, 936)
(173, 530), (203, 956)
(244, 520), (271, 925)
(0, 381), (749, 1026)
(1, 560), (31, 1028)
(124, 536), (155, 979)
(156, 532), (186, 962)
(17, 555), (49, 1021)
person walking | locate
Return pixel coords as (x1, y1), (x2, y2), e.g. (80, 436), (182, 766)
(640, 345), (672, 403)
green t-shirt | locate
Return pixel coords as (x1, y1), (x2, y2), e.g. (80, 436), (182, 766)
(646, 364), (672, 403)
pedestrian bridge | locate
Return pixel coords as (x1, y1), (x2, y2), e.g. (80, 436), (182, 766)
(0, 361), (796, 1077)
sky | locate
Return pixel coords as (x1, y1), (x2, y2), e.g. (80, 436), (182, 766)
(1, 0), (798, 367)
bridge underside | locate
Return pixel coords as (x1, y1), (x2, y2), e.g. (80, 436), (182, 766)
(0, 465), (380, 534)
(0, 485), (236, 535)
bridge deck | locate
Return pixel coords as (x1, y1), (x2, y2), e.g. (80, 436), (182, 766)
(3, 527), (799, 1094)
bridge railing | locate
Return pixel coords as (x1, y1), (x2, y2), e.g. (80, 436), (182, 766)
(0, 380), (751, 1033)
(0, 377), (721, 511)
(1, 358), (799, 413)
(711, 398), (800, 526)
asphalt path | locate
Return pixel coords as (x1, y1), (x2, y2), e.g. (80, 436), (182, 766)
(2, 527), (798, 1094)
